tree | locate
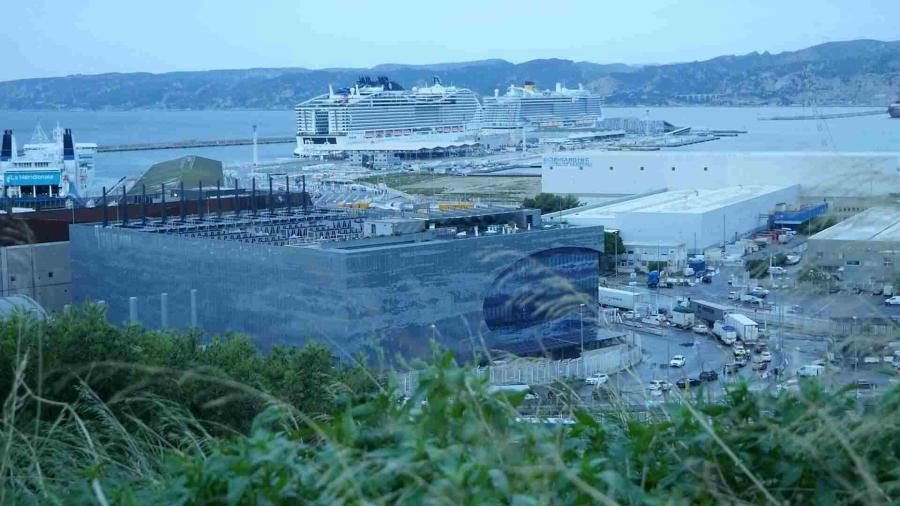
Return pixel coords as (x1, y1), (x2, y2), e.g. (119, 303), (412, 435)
(604, 231), (625, 257)
(522, 193), (581, 215)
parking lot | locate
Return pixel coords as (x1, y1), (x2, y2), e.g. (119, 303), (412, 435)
(591, 250), (900, 404)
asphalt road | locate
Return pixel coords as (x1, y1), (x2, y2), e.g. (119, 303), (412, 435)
(596, 250), (900, 401)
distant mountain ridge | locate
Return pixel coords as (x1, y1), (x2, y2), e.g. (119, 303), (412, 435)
(0, 39), (897, 110)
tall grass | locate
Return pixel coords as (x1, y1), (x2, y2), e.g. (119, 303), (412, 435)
(1, 308), (899, 504)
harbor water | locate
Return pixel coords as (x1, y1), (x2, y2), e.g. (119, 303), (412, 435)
(1, 107), (898, 190)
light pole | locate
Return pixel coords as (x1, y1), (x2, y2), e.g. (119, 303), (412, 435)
(579, 303), (586, 357)
(430, 323), (436, 342)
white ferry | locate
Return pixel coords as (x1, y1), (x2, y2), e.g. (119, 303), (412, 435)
(0, 124), (95, 200)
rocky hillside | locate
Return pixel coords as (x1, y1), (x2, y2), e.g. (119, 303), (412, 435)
(0, 39), (897, 109)
(594, 39), (900, 106)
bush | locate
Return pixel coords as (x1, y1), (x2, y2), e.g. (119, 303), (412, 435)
(522, 193), (582, 214)
(97, 355), (900, 504)
(0, 305), (363, 434)
(5, 310), (900, 504)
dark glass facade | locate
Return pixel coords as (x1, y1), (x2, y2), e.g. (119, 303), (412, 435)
(70, 222), (603, 359)
(483, 247), (599, 332)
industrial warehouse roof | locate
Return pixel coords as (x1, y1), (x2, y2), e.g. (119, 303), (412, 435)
(810, 207), (900, 242)
(565, 185), (791, 216)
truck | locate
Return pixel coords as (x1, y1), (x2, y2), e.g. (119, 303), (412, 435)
(647, 270), (660, 288)
(725, 313), (759, 342)
(712, 321), (738, 345)
(670, 306), (695, 329)
(598, 287), (642, 311)
(690, 299), (730, 324)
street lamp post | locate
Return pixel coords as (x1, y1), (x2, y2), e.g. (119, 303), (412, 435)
(579, 303), (586, 357)
(430, 323), (436, 342)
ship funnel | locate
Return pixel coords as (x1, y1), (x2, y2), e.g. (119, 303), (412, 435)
(555, 82), (562, 93)
(328, 84), (334, 98)
(0, 130), (13, 162)
(63, 128), (75, 160)
(494, 88), (499, 97)
(432, 75), (442, 86)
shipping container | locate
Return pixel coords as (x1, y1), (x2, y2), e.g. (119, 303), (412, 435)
(690, 299), (729, 323)
(725, 313), (759, 342)
(598, 287), (643, 310)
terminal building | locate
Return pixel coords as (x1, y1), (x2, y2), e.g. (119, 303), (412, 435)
(556, 185), (799, 268)
(542, 151), (900, 204)
(70, 206), (603, 358)
(807, 207), (900, 287)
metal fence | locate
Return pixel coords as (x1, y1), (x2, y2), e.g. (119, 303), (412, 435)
(398, 344), (643, 396)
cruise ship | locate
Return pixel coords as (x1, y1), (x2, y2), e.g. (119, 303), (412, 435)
(0, 125), (95, 200)
(294, 76), (482, 156)
(482, 82), (603, 131)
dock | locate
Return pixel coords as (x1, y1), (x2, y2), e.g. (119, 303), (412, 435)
(759, 110), (885, 121)
(97, 136), (295, 153)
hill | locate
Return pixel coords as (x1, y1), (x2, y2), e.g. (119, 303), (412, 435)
(0, 39), (897, 109)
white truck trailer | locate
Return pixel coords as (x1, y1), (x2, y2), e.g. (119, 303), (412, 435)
(725, 313), (759, 342)
(670, 306), (696, 329)
(598, 287), (642, 310)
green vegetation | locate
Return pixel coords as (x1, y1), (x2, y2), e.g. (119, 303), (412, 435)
(2, 308), (900, 504)
(604, 230), (625, 256)
(798, 215), (838, 236)
(522, 193), (582, 215)
(745, 254), (788, 278)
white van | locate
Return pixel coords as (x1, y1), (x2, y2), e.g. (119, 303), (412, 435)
(797, 364), (825, 377)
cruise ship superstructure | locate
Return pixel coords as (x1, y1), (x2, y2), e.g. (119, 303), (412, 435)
(482, 82), (603, 131)
(0, 125), (95, 199)
(294, 76), (482, 157)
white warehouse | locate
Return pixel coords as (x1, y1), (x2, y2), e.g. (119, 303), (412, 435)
(542, 151), (900, 199)
(560, 185), (799, 255)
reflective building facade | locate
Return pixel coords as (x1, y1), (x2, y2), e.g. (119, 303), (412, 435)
(70, 208), (602, 358)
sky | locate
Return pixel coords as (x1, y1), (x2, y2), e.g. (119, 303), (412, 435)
(2, 0), (899, 81)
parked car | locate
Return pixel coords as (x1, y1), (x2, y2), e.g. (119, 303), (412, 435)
(769, 266), (786, 275)
(724, 363), (741, 374)
(750, 286), (769, 296)
(885, 296), (900, 306)
(692, 324), (708, 334)
(740, 294), (763, 304)
(647, 379), (672, 392)
(735, 355), (749, 367)
(585, 372), (609, 386)
(675, 377), (702, 389)
(759, 350), (773, 362)
(699, 370), (719, 382)
(754, 342), (769, 354)
(669, 355), (686, 368)
(728, 291), (739, 300)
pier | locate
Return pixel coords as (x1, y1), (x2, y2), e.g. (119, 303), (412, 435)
(759, 109), (885, 121)
(96, 136), (295, 153)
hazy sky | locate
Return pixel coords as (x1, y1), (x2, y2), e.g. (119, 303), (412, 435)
(2, 0), (898, 81)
